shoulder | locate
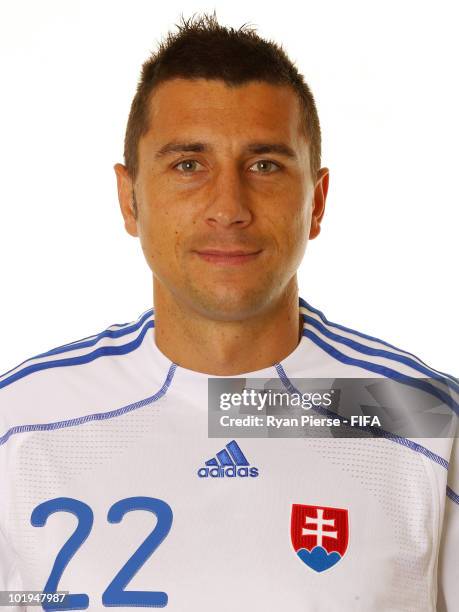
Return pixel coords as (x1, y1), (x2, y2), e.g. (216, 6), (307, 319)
(299, 296), (459, 385)
(298, 297), (458, 445)
(0, 307), (154, 391)
(299, 297), (458, 494)
(0, 307), (154, 443)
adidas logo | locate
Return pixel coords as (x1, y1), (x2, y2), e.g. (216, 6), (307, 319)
(198, 440), (259, 478)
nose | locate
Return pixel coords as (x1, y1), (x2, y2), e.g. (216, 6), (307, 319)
(204, 164), (252, 229)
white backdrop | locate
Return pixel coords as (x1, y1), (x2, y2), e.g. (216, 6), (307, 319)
(0, 0), (457, 375)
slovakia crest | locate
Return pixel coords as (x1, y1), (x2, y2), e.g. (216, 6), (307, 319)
(291, 503), (349, 572)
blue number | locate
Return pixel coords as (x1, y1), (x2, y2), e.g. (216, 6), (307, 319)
(31, 497), (93, 611)
(31, 496), (173, 609)
(102, 497), (173, 607)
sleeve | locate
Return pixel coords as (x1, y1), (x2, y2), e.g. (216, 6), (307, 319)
(436, 428), (459, 611)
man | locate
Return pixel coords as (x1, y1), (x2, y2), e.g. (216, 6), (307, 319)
(0, 12), (457, 612)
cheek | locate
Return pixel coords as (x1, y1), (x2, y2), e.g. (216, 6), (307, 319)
(275, 206), (309, 258)
(138, 207), (180, 269)
(293, 210), (309, 245)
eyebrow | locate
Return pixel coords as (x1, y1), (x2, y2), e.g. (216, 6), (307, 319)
(154, 141), (297, 160)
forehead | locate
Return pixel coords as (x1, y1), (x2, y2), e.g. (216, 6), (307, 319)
(142, 78), (305, 145)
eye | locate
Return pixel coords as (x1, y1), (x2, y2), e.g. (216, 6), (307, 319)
(249, 160), (281, 173)
(174, 159), (204, 173)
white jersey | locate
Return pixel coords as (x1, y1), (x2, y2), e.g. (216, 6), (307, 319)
(0, 297), (458, 611)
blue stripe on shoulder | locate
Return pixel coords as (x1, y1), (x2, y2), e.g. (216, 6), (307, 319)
(0, 363), (176, 447)
(0, 318), (154, 391)
(38, 310), (154, 357)
(447, 486), (459, 505)
(300, 297), (458, 386)
(302, 328), (459, 416)
(0, 310), (153, 382)
(303, 314), (459, 396)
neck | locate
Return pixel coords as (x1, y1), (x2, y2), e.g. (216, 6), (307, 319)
(152, 278), (303, 376)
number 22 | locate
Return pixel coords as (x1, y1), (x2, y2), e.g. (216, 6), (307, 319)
(30, 496), (173, 610)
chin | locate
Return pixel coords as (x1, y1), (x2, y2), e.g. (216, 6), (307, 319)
(189, 287), (273, 321)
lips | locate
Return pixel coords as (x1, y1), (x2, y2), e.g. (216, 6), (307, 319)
(193, 248), (262, 265)
(197, 249), (260, 256)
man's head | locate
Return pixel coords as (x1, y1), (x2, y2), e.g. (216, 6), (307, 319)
(115, 12), (329, 321)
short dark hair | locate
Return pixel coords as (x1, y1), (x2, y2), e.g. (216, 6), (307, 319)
(124, 11), (322, 187)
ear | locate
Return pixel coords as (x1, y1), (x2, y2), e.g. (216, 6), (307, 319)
(309, 167), (329, 240)
(114, 163), (139, 237)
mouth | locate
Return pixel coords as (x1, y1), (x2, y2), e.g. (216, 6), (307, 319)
(193, 249), (263, 266)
